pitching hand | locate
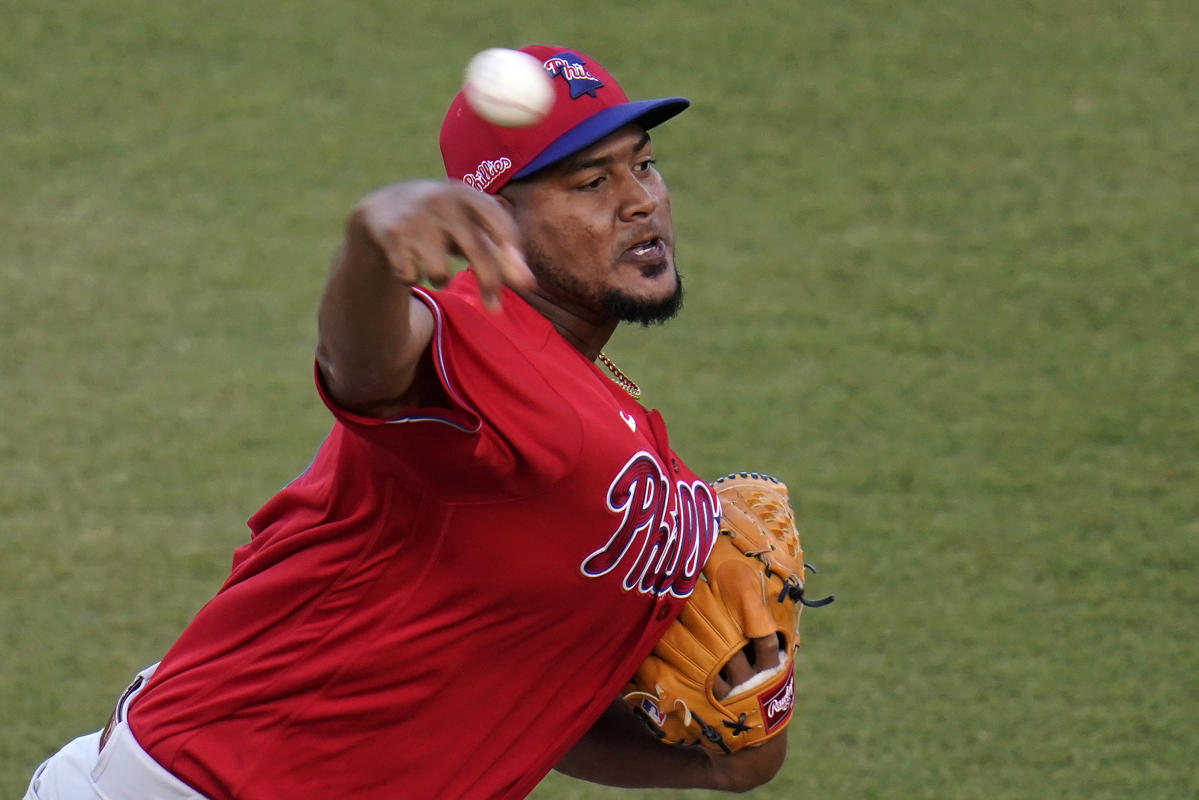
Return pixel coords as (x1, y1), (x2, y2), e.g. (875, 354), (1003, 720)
(712, 634), (783, 700)
(350, 180), (534, 308)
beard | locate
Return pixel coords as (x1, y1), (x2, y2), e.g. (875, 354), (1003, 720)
(525, 244), (684, 327)
(600, 276), (684, 326)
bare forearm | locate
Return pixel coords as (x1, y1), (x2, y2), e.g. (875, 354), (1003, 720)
(555, 701), (714, 789)
(555, 700), (786, 792)
(314, 180), (530, 417)
(316, 211), (429, 416)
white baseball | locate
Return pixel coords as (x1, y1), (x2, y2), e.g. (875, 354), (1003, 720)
(463, 48), (554, 128)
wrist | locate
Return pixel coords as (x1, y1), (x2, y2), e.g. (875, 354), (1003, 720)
(704, 732), (789, 793)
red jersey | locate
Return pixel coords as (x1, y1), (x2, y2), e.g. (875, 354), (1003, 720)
(128, 272), (720, 800)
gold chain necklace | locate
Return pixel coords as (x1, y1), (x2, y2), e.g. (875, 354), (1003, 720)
(597, 352), (642, 399)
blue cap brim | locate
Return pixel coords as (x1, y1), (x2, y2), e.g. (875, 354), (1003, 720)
(512, 97), (690, 180)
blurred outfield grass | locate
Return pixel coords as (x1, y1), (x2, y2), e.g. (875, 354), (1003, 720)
(2, 1), (1196, 798)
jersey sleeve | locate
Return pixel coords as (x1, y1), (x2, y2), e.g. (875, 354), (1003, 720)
(315, 284), (583, 502)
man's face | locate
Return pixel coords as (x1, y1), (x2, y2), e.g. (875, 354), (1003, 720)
(499, 124), (682, 325)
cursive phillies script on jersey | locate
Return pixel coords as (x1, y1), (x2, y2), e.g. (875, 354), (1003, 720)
(580, 451), (720, 597)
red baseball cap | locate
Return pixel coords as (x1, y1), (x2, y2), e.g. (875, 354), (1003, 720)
(440, 45), (689, 194)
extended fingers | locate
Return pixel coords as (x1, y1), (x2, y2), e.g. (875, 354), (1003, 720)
(719, 650), (755, 697)
(444, 190), (534, 307)
(716, 636), (782, 701)
(399, 215), (452, 287)
(354, 182), (435, 279)
(752, 635), (781, 672)
(353, 181), (533, 304)
(450, 212), (519, 308)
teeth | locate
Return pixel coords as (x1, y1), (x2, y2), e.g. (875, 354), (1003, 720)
(632, 240), (655, 255)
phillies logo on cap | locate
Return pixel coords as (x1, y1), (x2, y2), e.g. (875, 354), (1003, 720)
(542, 52), (604, 98)
(757, 670), (795, 733)
(463, 157), (512, 191)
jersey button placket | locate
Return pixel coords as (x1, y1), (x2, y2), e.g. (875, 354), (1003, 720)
(655, 603), (673, 621)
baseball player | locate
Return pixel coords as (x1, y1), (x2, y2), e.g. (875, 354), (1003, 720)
(24, 45), (788, 799)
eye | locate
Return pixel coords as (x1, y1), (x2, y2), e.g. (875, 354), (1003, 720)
(634, 158), (657, 173)
(576, 175), (606, 191)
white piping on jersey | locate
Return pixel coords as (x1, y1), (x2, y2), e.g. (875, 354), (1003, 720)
(383, 287), (481, 433)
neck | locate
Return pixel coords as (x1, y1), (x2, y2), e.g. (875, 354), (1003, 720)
(517, 286), (618, 361)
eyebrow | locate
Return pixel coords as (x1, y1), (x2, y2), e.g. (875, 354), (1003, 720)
(564, 130), (652, 175)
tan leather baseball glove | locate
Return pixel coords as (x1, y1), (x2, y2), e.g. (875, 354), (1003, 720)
(623, 472), (833, 754)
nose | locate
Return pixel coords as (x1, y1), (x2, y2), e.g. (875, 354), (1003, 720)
(617, 170), (658, 221)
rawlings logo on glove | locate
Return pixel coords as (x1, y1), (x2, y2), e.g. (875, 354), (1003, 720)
(622, 472), (833, 754)
(760, 670), (794, 732)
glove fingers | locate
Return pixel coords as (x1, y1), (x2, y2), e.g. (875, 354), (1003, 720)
(771, 590), (801, 647)
(673, 579), (741, 655)
(715, 477), (807, 579)
(711, 559), (778, 641)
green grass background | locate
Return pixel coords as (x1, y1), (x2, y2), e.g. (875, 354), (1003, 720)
(3, 1), (1196, 797)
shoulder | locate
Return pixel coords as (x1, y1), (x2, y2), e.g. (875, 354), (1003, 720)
(419, 270), (554, 349)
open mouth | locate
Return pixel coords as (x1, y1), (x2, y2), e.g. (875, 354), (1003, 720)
(621, 237), (666, 263)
